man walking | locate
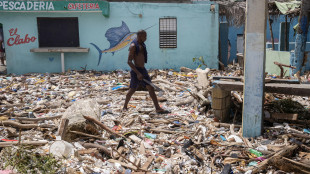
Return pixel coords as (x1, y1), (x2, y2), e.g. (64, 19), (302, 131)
(123, 30), (168, 114)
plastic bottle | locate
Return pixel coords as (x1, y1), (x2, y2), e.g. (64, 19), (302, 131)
(144, 133), (157, 139)
(249, 149), (263, 157)
(112, 85), (127, 91)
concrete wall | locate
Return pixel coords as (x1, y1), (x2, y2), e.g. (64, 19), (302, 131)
(0, 2), (219, 74)
(265, 49), (291, 76)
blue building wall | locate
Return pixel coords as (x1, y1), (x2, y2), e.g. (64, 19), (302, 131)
(219, 16), (244, 64)
(222, 15), (310, 70)
(0, 2), (219, 74)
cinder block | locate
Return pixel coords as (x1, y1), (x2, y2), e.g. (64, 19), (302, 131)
(212, 96), (231, 110)
(212, 88), (230, 99)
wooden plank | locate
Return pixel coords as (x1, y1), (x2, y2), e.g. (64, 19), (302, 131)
(141, 157), (154, 171)
(30, 47), (89, 53)
(108, 159), (138, 171)
(212, 76), (300, 84)
(213, 76), (243, 81)
(272, 113), (298, 120)
(268, 79), (300, 84)
(0, 140), (48, 147)
(249, 145), (298, 173)
(213, 81), (310, 96)
(69, 131), (106, 140)
(81, 143), (111, 157)
(0, 121), (55, 129)
(57, 118), (69, 140)
(270, 156), (310, 174)
(299, 152), (310, 164)
(274, 61), (296, 68)
(213, 81), (245, 91)
(12, 115), (62, 121)
(265, 83), (310, 96)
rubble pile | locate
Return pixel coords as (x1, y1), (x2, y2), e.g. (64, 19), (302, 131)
(0, 67), (309, 174)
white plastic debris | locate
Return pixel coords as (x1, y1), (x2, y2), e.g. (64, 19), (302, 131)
(50, 140), (74, 158)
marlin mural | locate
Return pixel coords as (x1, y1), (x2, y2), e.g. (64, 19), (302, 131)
(90, 21), (137, 66)
(91, 21), (155, 66)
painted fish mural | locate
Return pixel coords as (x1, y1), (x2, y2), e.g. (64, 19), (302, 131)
(90, 21), (137, 66)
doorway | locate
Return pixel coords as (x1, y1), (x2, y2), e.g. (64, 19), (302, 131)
(236, 34), (244, 55)
(0, 23), (6, 67)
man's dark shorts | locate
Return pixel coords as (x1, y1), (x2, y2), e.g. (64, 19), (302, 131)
(130, 67), (151, 89)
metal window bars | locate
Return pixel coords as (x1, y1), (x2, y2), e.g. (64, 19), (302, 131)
(159, 18), (177, 48)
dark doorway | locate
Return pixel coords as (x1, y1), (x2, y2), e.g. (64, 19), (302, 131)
(0, 23), (6, 67)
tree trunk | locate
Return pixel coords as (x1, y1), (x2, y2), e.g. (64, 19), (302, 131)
(292, 0), (310, 75)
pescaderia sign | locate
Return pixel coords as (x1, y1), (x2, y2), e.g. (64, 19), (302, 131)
(0, 0), (110, 17)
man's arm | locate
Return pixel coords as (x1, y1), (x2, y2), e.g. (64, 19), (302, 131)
(128, 43), (143, 80)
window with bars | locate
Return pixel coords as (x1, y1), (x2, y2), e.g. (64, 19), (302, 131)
(159, 18), (177, 48)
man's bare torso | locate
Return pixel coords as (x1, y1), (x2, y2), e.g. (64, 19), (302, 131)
(130, 43), (145, 68)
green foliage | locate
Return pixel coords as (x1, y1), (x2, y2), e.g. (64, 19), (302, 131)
(193, 56), (207, 68)
(0, 145), (61, 174)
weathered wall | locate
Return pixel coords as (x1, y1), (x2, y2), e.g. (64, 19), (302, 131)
(222, 16), (308, 58)
(265, 50), (291, 76)
(0, 2), (219, 74)
(221, 15), (310, 71)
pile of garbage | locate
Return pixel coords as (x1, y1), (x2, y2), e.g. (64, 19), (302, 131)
(0, 67), (309, 174)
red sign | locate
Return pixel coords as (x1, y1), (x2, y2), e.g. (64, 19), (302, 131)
(7, 28), (36, 46)
(67, 3), (99, 10)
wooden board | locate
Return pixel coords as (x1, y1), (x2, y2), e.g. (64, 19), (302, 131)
(30, 47), (89, 53)
(212, 81), (310, 96)
(272, 113), (298, 120)
(212, 76), (300, 84)
(141, 157), (154, 171)
(108, 159), (137, 171)
(299, 152), (310, 164)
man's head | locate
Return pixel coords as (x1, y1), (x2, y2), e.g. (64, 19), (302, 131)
(137, 30), (147, 43)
